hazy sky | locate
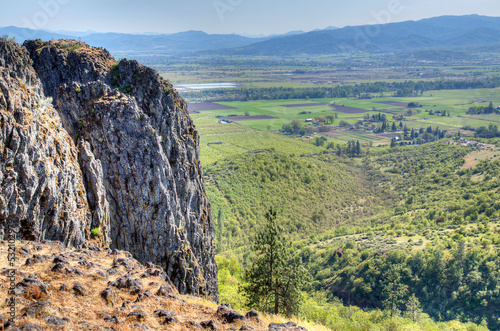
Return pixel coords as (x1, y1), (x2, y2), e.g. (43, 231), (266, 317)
(1, 0), (499, 35)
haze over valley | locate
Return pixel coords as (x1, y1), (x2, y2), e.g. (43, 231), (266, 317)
(1, 1), (500, 330)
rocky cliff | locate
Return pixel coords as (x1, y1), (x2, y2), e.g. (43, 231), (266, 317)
(0, 38), (218, 301)
(0, 39), (94, 247)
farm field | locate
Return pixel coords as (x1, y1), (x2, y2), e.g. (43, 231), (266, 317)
(191, 114), (324, 166)
(189, 87), (500, 150)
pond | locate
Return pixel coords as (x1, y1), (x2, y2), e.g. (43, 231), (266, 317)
(175, 83), (239, 92)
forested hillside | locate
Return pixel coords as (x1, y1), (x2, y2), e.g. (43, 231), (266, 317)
(302, 143), (500, 328)
(206, 150), (386, 252)
(208, 141), (500, 329)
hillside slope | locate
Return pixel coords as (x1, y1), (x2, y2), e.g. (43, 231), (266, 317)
(206, 150), (390, 251)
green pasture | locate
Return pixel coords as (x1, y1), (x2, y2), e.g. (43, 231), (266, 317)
(191, 114), (323, 166)
(190, 88), (500, 153)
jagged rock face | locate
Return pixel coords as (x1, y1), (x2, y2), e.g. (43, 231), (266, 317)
(0, 39), (97, 246)
(23, 39), (218, 301)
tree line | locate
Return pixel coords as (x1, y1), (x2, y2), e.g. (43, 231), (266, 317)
(184, 77), (500, 101)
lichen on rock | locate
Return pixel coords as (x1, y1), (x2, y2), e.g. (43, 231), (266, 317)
(21, 39), (218, 301)
(0, 38), (93, 247)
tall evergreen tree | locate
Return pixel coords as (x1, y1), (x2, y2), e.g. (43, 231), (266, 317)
(243, 208), (309, 317)
(382, 265), (408, 317)
(405, 294), (422, 322)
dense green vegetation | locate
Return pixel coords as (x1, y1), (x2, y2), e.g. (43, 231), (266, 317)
(206, 150), (384, 251)
(303, 236), (500, 328)
(218, 252), (490, 331)
(303, 143), (500, 329)
(208, 139), (500, 329)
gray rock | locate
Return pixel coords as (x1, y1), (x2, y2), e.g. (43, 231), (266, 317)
(51, 263), (65, 272)
(20, 325), (41, 331)
(108, 274), (143, 293)
(0, 38), (92, 247)
(104, 315), (120, 324)
(221, 311), (246, 324)
(201, 320), (220, 330)
(268, 322), (308, 331)
(217, 303), (231, 313)
(72, 282), (87, 296)
(155, 283), (174, 296)
(78, 140), (110, 245)
(23, 39), (218, 301)
(153, 309), (176, 318)
(245, 310), (259, 319)
(0, 38), (218, 301)
(187, 321), (202, 329)
(135, 289), (152, 302)
(53, 256), (69, 264)
(128, 311), (147, 320)
(46, 315), (67, 326)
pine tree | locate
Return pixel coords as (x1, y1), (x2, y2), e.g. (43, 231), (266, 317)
(405, 294), (422, 322)
(243, 208), (309, 317)
(391, 122), (397, 131)
(382, 265), (408, 317)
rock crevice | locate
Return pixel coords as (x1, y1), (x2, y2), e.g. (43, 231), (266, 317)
(0, 38), (218, 301)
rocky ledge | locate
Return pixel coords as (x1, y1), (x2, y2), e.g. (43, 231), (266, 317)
(0, 241), (308, 331)
(0, 38), (217, 301)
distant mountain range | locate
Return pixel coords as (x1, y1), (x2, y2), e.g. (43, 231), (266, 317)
(1, 15), (500, 57)
(224, 15), (500, 56)
(0, 26), (268, 55)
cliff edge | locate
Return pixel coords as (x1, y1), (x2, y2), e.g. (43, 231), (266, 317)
(0, 38), (218, 301)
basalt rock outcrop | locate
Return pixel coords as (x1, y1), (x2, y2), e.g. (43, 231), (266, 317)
(0, 39), (95, 247)
(0, 38), (218, 301)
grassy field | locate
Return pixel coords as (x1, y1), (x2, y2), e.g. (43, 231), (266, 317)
(189, 88), (500, 151)
(192, 114), (324, 165)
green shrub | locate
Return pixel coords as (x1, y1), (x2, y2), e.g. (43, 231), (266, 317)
(90, 228), (100, 237)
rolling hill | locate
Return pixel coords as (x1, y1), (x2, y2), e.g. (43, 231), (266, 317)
(0, 26), (267, 56)
(222, 15), (500, 56)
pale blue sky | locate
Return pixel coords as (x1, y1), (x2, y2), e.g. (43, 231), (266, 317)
(1, 0), (499, 35)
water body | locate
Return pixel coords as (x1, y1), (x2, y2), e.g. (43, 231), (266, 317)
(176, 83), (239, 92)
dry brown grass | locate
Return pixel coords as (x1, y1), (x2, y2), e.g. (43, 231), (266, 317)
(260, 313), (331, 331)
(0, 240), (314, 331)
(460, 147), (500, 169)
